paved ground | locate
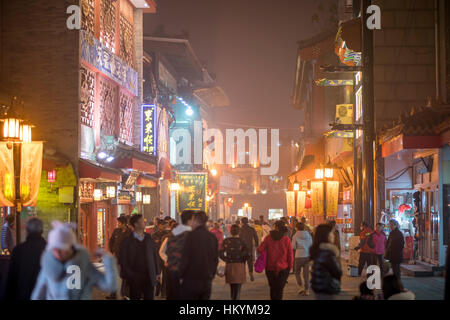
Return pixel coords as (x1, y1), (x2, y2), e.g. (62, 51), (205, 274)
(93, 258), (445, 300)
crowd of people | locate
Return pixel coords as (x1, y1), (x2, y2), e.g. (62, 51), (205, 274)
(1, 212), (449, 300)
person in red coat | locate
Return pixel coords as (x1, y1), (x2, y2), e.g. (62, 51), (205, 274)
(210, 222), (224, 250)
(355, 221), (375, 276)
(257, 220), (294, 300)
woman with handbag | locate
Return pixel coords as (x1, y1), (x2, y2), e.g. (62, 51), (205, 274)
(219, 224), (249, 300)
(256, 221), (293, 300)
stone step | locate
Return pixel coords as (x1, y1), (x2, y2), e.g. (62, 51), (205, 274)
(400, 264), (434, 277)
(414, 260), (445, 273)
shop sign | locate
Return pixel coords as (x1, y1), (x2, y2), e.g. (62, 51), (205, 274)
(176, 173), (208, 213)
(0, 142), (15, 207)
(141, 105), (157, 156)
(326, 181), (339, 216)
(311, 181), (324, 216)
(81, 30), (138, 96)
(20, 142), (43, 207)
(286, 191), (295, 217)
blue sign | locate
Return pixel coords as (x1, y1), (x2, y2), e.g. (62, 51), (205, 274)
(141, 105), (157, 156)
(81, 30), (138, 96)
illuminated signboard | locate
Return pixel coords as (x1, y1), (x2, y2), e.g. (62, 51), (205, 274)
(176, 172), (208, 213)
(141, 105), (157, 156)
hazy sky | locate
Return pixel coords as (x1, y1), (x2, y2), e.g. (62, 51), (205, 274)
(144, 0), (324, 130)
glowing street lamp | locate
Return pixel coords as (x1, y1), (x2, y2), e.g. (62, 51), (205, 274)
(170, 183), (180, 191)
(210, 168), (217, 177)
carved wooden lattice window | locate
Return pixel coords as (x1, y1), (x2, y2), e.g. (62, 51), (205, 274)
(99, 77), (118, 136)
(119, 91), (134, 144)
(120, 14), (134, 68)
(81, 0), (95, 34)
(80, 66), (96, 128)
(100, 0), (116, 53)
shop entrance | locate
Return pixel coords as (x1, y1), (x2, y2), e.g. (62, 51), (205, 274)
(419, 188), (440, 265)
(80, 203), (91, 248)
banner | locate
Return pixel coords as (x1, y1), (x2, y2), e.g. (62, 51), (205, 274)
(177, 173), (208, 213)
(141, 105), (157, 156)
(326, 181), (339, 216)
(311, 181), (324, 216)
(0, 142), (15, 207)
(20, 142), (43, 207)
(286, 191), (295, 217)
(297, 191), (306, 217)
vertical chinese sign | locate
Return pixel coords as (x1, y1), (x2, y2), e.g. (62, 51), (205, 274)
(176, 173), (208, 213)
(286, 191), (295, 217)
(297, 191), (306, 217)
(326, 181), (339, 216)
(0, 142), (15, 207)
(20, 142), (43, 206)
(311, 181), (324, 216)
(141, 105), (157, 156)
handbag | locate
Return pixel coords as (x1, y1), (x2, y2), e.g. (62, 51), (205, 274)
(254, 250), (267, 273)
(217, 260), (226, 277)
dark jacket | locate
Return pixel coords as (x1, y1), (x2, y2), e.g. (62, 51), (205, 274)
(239, 224), (259, 251)
(179, 225), (218, 282)
(166, 232), (190, 272)
(311, 243), (342, 295)
(5, 234), (46, 300)
(108, 227), (131, 259)
(1, 223), (15, 253)
(220, 237), (249, 263)
(385, 228), (405, 264)
(119, 233), (160, 287)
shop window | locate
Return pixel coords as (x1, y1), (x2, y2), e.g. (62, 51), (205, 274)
(81, 0), (95, 35)
(119, 91), (134, 145)
(99, 77), (118, 137)
(100, 0), (116, 53)
(119, 14), (134, 68)
(80, 67), (96, 128)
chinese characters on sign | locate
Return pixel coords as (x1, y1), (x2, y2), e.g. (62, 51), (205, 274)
(176, 173), (208, 213)
(141, 105), (156, 156)
(311, 181), (324, 216)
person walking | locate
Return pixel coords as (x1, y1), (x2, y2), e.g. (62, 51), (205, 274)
(257, 221), (293, 300)
(31, 221), (117, 300)
(119, 214), (160, 300)
(355, 221), (375, 276)
(373, 222), (387, 276)
(107, 216), (132, 299)
(159, 220), (177, 299)
(220, 224), (249, 300)
(385, 219), (405, 279)
(239, 217), (259, 282)
(159, 210), (194, 300)
(292, 222), (313, 296)
(328, 220), (341, 257)
(179, 211), (219, 300)
(210, 222), (224, 250)
(300, 217), (312, 235)
(5, 218), (46, 300)
(310, 223), (342, 300)
(1, 215), (16, 254)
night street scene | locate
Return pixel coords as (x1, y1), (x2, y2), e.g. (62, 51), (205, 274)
(0, 0), (450, 309)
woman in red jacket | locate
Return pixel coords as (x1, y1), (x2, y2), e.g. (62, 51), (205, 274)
(257, 221), (294, 300)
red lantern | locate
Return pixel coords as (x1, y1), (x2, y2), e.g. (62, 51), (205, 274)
(47, 170), (57, 183)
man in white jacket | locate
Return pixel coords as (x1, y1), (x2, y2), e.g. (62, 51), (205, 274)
(292, 222), (313, 296)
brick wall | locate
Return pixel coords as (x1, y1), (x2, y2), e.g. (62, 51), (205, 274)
(373, 0), (436, 129)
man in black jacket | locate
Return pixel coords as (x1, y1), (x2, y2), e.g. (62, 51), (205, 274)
(179, 211), (218, 300)
(5, 218), (46, 300)
(119, 214), (160, 300)
(239, 217), (259, 281)
(385, 219), (405, 279)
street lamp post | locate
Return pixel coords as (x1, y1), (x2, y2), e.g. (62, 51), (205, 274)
(315, 160), (335, 222)
(1, 101), (34, 244)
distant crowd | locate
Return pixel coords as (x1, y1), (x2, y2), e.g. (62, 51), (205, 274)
(1, 212), (449, 300)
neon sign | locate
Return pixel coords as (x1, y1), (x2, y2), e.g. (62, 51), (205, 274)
(141, 105), (157, 156)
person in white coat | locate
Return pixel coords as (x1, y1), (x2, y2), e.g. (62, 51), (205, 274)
(292, 222), (313, 296)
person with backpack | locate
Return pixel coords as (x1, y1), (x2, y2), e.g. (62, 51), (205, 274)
(219, 224), (250, 300)
(354, 221), (375, 276)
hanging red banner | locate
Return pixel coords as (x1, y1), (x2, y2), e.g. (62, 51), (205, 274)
(20, 142), (43, 207)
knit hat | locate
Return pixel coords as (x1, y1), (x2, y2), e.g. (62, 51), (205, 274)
(47, 221), (77, 251)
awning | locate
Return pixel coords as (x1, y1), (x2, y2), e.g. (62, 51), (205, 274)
(79, 160), (122, 182)
(113, 157), (156, 175)
(136, 175), (158, 188)
(382, 134), (441, 158)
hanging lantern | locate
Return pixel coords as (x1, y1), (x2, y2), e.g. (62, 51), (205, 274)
(1, 118), (21, 140)
(47, 170), (57, 183)
(93, 189), (103, 201)
(143, 194), (151, 204)
(106, 186), (116, 198)
(136, 191), (142, 202)
(20, 124), (32, 143)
